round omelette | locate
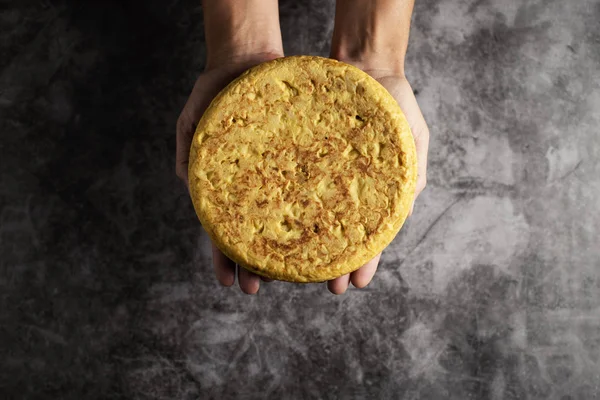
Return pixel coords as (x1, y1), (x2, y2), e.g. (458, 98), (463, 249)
(188, 56), (417, 283)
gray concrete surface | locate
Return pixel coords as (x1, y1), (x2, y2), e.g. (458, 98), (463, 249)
(1, 0), (599, 398)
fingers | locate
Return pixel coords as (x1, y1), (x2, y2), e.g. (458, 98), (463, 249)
(390, 78), (428, 215)
(176, 96), (199, 185)
(176, 74), (227, 185)
(413, 125), (429, 198)
(212, 242), (265, 294)
(238, 267), (260, 295)
(327, 273), (350, 295)
(409, 123), (429, 215)
(409, 126), (428, 216)
(175, 116), (194, 185)
(212, 243), (236, 287)
(350, 253), (381, 288)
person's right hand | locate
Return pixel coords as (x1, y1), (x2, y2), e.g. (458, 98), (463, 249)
(176, 53), (282, 294)
(178, 0), (284, 294)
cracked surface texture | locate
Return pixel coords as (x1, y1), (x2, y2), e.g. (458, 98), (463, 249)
(189, 56), (416, 282)
(1, 0), (599, 399)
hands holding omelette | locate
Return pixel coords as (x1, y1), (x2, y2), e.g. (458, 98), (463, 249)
(176, 0), (429, 295)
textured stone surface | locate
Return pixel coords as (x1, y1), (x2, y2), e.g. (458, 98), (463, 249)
(1, 0), (599, 399)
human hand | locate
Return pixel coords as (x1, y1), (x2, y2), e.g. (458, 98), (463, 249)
(325, 65), (430, 294)
(327, 0), (429, 293)
(177, 0), (283, 294)
(176, 54), (282, 294)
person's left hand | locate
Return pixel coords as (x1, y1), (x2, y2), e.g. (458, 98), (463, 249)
(326, 65), (430, 294)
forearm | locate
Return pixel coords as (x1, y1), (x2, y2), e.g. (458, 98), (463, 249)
(331, 0), (414, 76)
(202, 0), (283, 70)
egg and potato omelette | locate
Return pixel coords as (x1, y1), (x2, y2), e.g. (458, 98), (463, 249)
(188, 56), (417, 282)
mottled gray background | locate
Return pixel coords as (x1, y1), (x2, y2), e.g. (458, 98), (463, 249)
(1, 0), (599, 399)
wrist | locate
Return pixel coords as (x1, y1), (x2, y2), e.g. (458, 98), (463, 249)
(202, 0), (283, 71)
(330, 0), (413, 77)
(332, 53), (406, 79)
(205, 50), (283, 73)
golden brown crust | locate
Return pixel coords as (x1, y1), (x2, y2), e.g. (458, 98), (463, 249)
(189, 56), (417, 282)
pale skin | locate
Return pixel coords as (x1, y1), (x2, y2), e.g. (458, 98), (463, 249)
(176, 0), (429, 295)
